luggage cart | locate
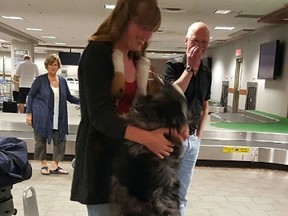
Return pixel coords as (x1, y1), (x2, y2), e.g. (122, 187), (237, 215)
(0, 79), (13, 110)
(23, 186), (39, 216)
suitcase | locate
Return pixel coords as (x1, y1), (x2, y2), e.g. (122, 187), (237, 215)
(2, 101), (18, 113)
(0, 186), (17, 216)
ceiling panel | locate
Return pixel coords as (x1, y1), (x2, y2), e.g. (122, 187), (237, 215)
(0, 0), (287, 56)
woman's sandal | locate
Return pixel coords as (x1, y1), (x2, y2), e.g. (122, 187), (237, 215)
(50, 167), (68, 175)
(41, 166), (50, 175)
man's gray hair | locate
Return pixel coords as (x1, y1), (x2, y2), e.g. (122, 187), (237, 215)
(186, 22), (209, 38)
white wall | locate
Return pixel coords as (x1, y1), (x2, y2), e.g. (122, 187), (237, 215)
(33, 52), (79, 77)
(207, 25), (288, 117)
(1, 24), (288, 117)
(0, 53), (12, 75)
(0, 51), (79, 78)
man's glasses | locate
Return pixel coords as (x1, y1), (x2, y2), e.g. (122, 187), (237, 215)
(188, 38), (208, 47)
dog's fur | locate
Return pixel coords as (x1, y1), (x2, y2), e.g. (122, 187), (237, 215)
(111, 77), (190, 216)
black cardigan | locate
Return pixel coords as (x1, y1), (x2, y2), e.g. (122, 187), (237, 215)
(71, 41), (127, 204)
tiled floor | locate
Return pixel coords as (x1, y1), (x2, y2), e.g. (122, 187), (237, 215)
(8, 161), (288, 216)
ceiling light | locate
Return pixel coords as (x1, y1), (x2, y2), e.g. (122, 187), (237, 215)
(228, 29), (254, 37)
(0, 39), (9, 43)
(214, 10), (231, 15)
(26, 28), (43, 31)
(55, 42), (66, 45)
(42, 36), (56, 39)
(34, 49), (47, 54)
(162, 8), (184, 13)
(283, 18), (288, 21)
(2, 16), (24, 20)
(104, 4), (115, 10)
(214, 26), (235, 30)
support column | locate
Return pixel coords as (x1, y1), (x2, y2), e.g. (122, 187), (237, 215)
(11, 41), (35, 74)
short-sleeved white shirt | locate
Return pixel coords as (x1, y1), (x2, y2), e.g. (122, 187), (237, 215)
(15, 60), (39, 88)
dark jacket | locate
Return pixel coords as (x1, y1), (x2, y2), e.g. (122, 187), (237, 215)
(0, 136), (32, 187)
(70, 41), (127, 204)
(26, 74), (80, 142)
(164, 55), (212, 130)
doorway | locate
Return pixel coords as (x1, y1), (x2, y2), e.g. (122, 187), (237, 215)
(232, 58), (243, 113)
(245, 82), (257, 110)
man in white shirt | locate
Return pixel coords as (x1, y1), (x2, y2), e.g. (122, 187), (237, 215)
(15, 55), (39, 113)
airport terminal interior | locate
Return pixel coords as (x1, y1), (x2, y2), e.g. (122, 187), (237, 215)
(1, 2), (288, 215)
(0, 104), (287, 216)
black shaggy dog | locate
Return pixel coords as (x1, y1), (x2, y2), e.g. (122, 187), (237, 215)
(111, 77), (190, 216)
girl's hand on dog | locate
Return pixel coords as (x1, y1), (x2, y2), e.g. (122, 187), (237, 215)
(125, 125), (175, 159)
(146, 127), (190, 159)
(144, 128), (176, 159)
(125, 126), (187, 159)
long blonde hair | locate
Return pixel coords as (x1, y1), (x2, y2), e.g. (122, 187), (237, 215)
(89, 0), (161, 43)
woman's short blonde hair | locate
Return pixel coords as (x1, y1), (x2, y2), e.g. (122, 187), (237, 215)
(44, 54), (62, 70)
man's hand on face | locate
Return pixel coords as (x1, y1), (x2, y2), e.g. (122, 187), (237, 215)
(186, 44), (202, 73)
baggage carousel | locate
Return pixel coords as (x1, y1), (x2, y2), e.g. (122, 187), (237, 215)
(0, 107), (287, 166)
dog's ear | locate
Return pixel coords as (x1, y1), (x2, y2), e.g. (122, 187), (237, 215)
(147, 74), (164, 95)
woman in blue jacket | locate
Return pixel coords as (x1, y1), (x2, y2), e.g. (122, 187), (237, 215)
(26, 54), (80, 175)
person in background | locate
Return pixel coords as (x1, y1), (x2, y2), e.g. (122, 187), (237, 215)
(14, 55), (39, 113)
(164, 22), (212, 216)
(12, 74), (20, 102)
(70, 0), (188, 215)
(26, 54), (80, 175)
